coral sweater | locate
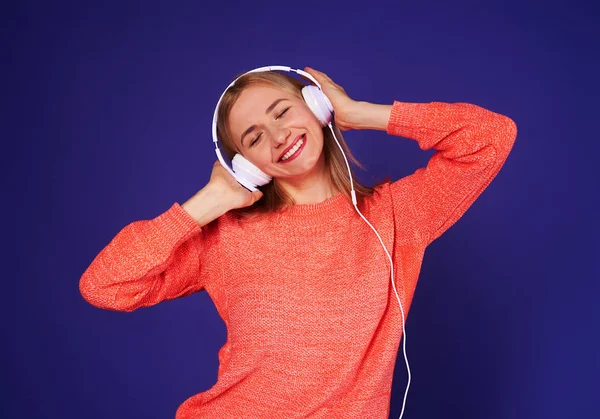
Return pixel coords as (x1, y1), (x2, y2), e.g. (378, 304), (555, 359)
(80, 100), (517, 418)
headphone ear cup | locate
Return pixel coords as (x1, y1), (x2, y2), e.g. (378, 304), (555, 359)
(302, 85), (334, 127)
(231, 153), (272, 191)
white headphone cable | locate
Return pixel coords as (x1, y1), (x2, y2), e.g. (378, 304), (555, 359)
(328, 122), (411, 419)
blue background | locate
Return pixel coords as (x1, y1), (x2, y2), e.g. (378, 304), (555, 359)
(4, 0), (598, 418)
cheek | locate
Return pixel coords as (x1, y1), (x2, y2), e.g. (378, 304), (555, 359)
(304, 113), (322, 130)
(310, 129), (325, 150)
(249, 143), (276, 166)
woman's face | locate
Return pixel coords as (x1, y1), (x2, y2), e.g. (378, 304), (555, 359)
(227, 84), (325, 179)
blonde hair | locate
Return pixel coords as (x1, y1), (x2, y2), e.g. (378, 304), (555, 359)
(215, 71), (378, 218)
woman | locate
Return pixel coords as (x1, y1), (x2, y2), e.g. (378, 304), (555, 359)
(80, 66), (517, 418)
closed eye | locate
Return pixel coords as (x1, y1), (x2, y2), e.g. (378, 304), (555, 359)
(250, 133), (262, 147)
(249, 107), (291, 147)
(277, 107), (290, 119)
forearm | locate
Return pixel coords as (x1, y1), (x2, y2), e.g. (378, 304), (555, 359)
(182, 184), (231, 228)
(347, 101), (393, 131)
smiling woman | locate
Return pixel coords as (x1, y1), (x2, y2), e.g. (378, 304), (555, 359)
(79, 65), (517, 419)
(215, 70), (376, 216)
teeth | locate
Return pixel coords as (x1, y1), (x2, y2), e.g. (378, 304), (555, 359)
(281, 135), (304, 161)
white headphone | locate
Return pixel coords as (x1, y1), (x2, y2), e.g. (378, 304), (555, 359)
(211, 65), (411, 419)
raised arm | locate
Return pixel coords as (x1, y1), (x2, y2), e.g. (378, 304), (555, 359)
(79, 201), (214, 312)
(385, 100), (517, 246)
(297, 67), (517, 247)
(79, 160), (265, 312)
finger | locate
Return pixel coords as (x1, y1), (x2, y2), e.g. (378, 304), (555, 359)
(302, 67), (321, 84)
(306, 66), (333, 83)
(305, 66), (322, 76)
(303, 68), (336, 91)
(304, 66), (331, 82)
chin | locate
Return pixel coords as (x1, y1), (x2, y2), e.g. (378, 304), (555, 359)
(283, 152), (324, 179)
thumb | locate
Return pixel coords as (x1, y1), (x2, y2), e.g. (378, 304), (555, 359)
(251, 190), (264, 203)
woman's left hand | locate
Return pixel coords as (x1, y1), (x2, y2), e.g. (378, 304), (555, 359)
(303, 67), (359, 131)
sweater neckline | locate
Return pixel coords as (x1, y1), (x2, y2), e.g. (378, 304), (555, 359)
(276, 191), (352, 218)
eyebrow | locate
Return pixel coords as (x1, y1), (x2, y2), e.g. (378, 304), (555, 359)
(240, 98), (289, 147)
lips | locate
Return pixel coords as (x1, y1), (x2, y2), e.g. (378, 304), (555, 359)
(278, 134), (305, 162)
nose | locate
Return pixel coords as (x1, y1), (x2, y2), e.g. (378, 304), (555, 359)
(272, 127), (291, 147)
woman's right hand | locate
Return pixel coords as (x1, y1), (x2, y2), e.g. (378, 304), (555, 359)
(207, 160), (264, 210)
(182, 160), (264, 227)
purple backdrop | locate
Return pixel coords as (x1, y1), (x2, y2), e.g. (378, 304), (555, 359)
(4, 1), (598, 418)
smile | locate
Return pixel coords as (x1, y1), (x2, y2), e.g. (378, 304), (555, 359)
(279, 134), (306, 163)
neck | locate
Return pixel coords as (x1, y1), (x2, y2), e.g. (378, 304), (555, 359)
(276, 153), (339, 205)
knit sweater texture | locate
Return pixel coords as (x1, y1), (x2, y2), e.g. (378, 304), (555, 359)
(80, 100), (517, 418)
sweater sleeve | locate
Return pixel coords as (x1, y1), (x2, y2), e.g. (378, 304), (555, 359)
(79, 202), (218, 312)
(387, 101), (517, 246)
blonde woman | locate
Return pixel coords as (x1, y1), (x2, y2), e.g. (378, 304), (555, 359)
(80, 66), (517, 418)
